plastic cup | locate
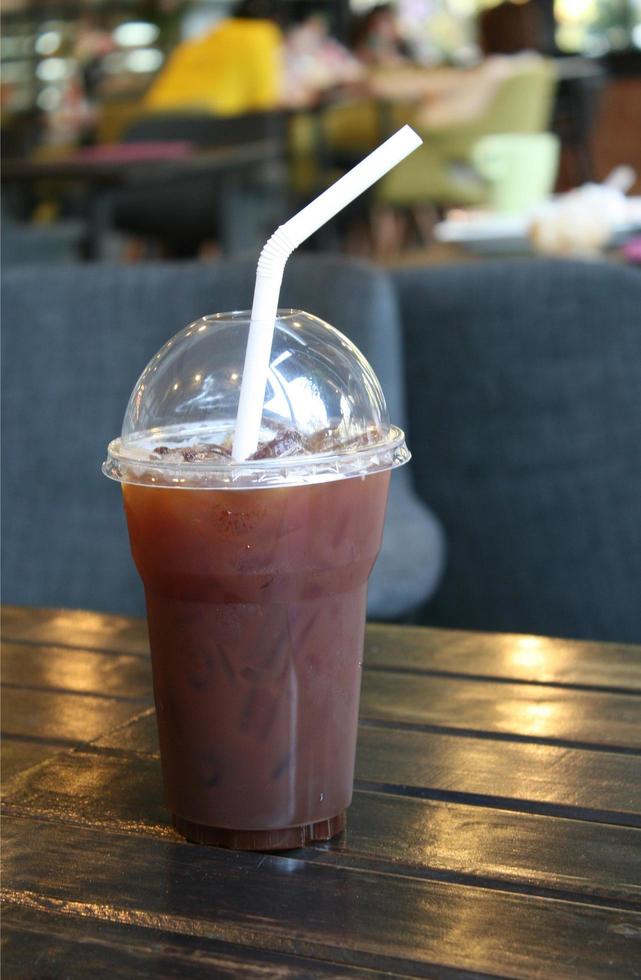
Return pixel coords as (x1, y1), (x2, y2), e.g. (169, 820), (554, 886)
(104, 310), (409, 849)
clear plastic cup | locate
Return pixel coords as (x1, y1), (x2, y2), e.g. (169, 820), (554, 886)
(104, 310), (409, 849)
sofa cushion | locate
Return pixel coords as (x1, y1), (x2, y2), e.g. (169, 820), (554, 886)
(393, 258), (641, 642)
(2, 255), (442, 621)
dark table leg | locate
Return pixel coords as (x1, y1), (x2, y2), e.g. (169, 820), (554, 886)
(85, 186), (117, 261)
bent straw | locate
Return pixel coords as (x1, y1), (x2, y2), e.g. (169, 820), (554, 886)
(231, 125), (422, 461)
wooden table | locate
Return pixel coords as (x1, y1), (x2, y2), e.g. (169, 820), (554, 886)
(1, 141), (280, 186)
(2, 606), (641, 978)
(1, 140), (281, 259)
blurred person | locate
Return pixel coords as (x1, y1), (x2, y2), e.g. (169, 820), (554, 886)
(283, 12), (364, 107)
(368, 51), (546, 129)
(350, 4), (411, 68)
(74, 13), (117, 99)
(143, 0), (285, 114)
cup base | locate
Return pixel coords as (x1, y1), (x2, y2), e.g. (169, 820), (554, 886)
(172, 810), (346, 850)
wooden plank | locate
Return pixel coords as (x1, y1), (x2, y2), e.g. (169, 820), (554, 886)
(1, 738), (63, 785)
(2, 904), (389, 980)
(8, 609), (641, 693)
(356, 727), (641, 825)
(2, 749), (169, 836)
(4, 815), (641, 978)
(88, 709), (641, 825)
(1, 606), (149, 656)
(365, 625), (641, 693)
(360, 671), (641, 751)
(3, 749), (640, 906)
(344, 790), (641, 906)
(1, 688), (145, 744)
(4, 609), (641, 692)
(92, 708), (159, 756)
(2, 642), (153, 701)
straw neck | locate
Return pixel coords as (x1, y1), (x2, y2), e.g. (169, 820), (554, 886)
(231, 125), (423, 462)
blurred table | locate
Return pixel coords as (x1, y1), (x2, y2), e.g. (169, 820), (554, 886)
(3, 606), (641, 977)
(1, 140), (281, 259)
(384, 238), (639, 268)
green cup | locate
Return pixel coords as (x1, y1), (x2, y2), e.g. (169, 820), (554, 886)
(472, 133), (560, 214)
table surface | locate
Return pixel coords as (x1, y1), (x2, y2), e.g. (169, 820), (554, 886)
(2, 606), (641, 979)
(1, 139), (281, 185)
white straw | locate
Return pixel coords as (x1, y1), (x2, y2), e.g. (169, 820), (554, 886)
(231, 125), (423, 461)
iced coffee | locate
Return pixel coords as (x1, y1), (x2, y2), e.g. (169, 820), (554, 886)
(104, 310), (409, 849)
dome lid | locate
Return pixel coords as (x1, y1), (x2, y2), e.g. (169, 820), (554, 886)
(104, 309), (409, 489)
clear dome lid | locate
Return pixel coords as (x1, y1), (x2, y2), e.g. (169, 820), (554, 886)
(103, 310), (409, 489)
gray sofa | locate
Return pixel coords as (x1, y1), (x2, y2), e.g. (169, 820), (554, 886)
(393, 258), (641, 643)
(5, 254), (640, 642)
(1, 215), (83, 267)
(1, 255), (443, 622)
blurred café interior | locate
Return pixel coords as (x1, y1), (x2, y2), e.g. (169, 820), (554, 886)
(2, 0), (641, 261)
(2, 0), (641, 644)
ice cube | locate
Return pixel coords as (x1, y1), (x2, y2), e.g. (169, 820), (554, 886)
(250, 429), (307, 460)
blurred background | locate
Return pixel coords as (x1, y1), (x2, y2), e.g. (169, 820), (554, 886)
(2, 0), (640, 262)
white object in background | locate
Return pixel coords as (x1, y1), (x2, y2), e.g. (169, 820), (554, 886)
(434, 211), (529, 243)
(603, 165), (636, 195)
(529, 167), (638, 257)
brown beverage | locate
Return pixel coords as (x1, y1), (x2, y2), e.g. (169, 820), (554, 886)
(123, 470), (390, 849)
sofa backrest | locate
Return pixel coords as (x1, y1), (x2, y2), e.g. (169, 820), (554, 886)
(2, 255), (408, 616)
(393, 258), (641, 643)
